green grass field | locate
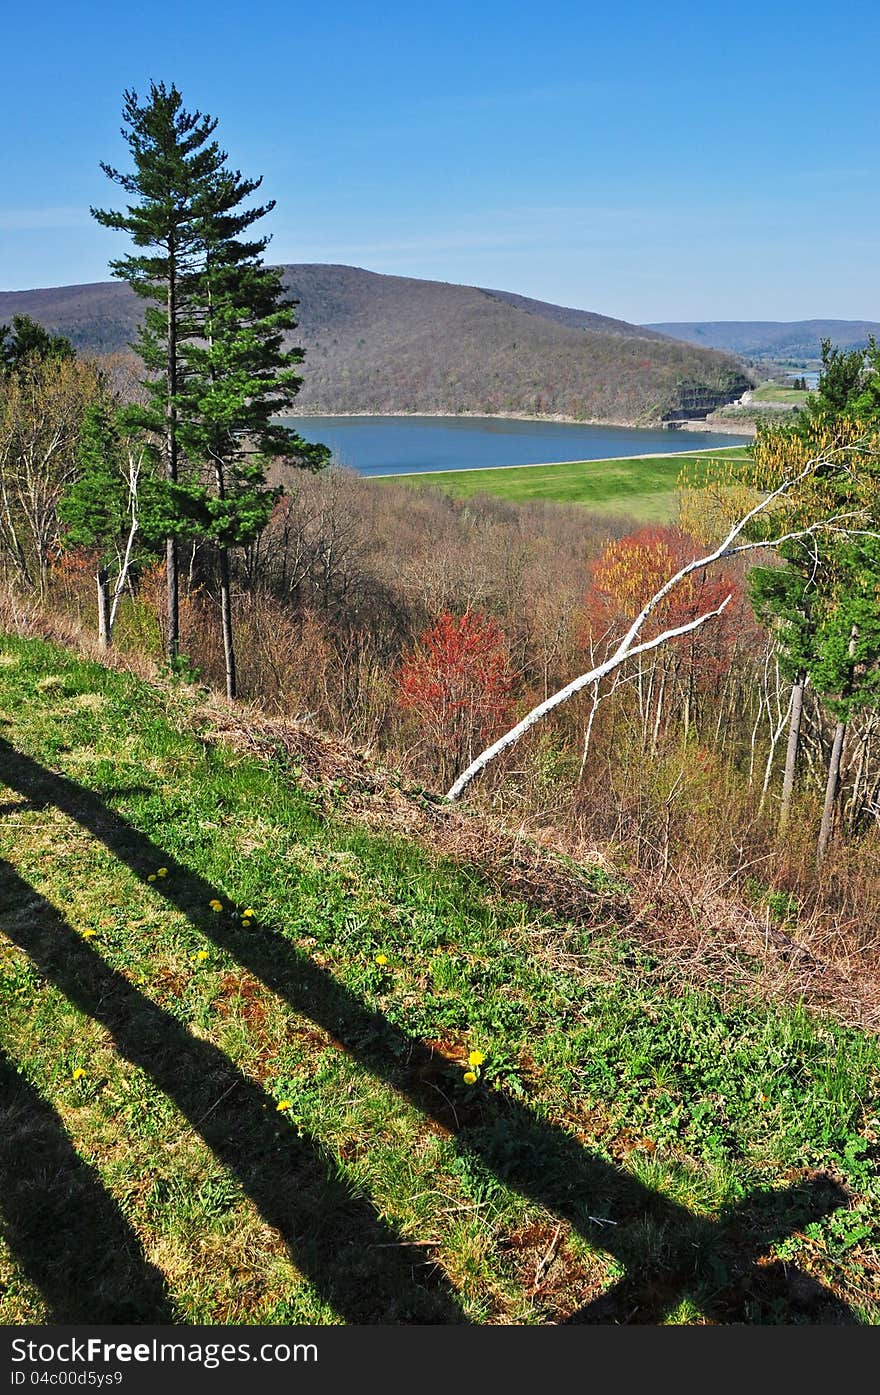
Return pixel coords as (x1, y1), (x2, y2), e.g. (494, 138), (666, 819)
(0, 635), (877, 1324)
(380, 446), (752, 521)
(750, 383), (810, 406)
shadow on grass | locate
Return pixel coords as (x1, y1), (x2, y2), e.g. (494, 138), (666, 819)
(0, 860), (466, 1325)
(0, 1048), (176, 1322)
(564, 1175), (857, 1323)
(0, 738), (860, 1325)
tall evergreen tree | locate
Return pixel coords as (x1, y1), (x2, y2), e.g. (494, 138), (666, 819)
(173, 166), (329, 699)
(746, 343), (880, 853)
(92, 83), (228, 664)
(747, 539), (818, 831)
(852, 337), (880, 423)
(93, 84), (328, 689)
(810, 533), (880, 862)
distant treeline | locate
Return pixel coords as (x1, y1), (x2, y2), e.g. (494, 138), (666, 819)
(647, 318), (880, 361)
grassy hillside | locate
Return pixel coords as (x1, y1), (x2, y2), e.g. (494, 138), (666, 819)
(383, 446), (751, 520)
(0, 634), (877, 1325)
(749, 383), (810, 405)
(0, 265), (750, 426)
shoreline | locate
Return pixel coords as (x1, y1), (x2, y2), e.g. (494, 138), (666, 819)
(676, 417), (757, 438)
(282, 409), (648, 427)
(280, 408), (755, 435)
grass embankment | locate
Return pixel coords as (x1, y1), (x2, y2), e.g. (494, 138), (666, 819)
(384, 447), (751, 521)
(0, 634), (878, 1325)
(750, 383), (810, 406)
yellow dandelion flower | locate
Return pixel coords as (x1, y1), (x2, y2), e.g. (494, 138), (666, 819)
(468, 1050), (485, 1067)
(81, 928), (97, 939)
(375, 953), (389, 966)
(463, 1070), (478, 1085)
(209, 899), (223, 912)
(242, 908), (255, 918)
(72, 1068), (87, 1081)
(276, 1099), (292, 1112)
(196, 949), (209, 961)
(157, 867), (168, 878)
(147, 874), (157, 882)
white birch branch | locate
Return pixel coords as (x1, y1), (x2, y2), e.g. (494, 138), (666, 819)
(445, 443), (876, 802)
(446, 598), (732, 801)
(108, 446), (142, 634)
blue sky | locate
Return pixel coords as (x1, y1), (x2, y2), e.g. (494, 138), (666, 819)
(2, 0), (878, 321)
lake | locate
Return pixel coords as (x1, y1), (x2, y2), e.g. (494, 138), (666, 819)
(280, 415), (751, 477)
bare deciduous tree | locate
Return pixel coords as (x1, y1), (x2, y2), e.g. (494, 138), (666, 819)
(0, 355), (103, 598)
(446, 441), (879, 802)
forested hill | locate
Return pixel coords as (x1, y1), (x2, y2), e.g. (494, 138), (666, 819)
(645, 319), (880, 361)
(0, 265), (750, 424)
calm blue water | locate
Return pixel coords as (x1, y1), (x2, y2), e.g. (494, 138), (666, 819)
(281, 415), (750, 476)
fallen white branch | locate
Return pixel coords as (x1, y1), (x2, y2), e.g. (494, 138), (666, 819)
(446, 599), (732, 801)
(445, 442), (877, 802)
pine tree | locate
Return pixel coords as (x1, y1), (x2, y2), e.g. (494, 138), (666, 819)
(746, 370), (880, 854)
(0, 315), (74, 373)
(170, 153), (329, 699)
(852, 337), (880, 423)
(811, 533), (880, 861)
(94, 84), (328, 690)
(805, 339), (867, 421)
(92, 82), (229, 664)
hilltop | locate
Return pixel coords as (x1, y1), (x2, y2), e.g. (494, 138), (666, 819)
(0, 265), (750, 426)
(645, 319), (880, 363)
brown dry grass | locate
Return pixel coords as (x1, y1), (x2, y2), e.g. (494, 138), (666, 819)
(200, 696), (880, 1032)
(4, 580), (878, 1031)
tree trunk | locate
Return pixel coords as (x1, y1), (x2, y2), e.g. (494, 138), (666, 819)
(650, 668), (666, 756)
(219, 544), (237, 701)
(212, 451), (236, 702)
(759, 681), (794, 815)
(165, 538), (179, 663)
(817, 718), (847, 866)
(578, 681), (601, 780)
(108, 507), (139, 638)
(816, 628), (858, 866)
(847, 718), (871, 837)
(96, 567), (111, 650)
(779, 670), (805, 833)
(166, 250), (179, 663)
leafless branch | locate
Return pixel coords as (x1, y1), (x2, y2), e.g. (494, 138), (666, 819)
(446, 443), (876, 802)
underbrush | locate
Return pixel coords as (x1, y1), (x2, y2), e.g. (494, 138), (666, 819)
(0, 633), (878, 1325)
(5, 467), (880, 1027)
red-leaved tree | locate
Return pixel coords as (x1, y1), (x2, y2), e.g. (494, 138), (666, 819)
(581, 525), (748, 747)
(398, 609), (516, 784)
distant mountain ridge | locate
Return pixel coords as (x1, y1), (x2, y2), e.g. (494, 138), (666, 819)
(0, 265), (750, 425)
(645, 319), (880, 361)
